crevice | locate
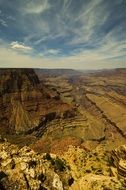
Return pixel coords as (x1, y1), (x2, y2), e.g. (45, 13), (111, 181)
(85, 94), (126, 139)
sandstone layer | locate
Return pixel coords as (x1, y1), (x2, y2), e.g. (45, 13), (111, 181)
(33, 69), (126, 153)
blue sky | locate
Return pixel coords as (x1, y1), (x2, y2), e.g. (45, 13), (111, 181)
(0, 0), (126, 69)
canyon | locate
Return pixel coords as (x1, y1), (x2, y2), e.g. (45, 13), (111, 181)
(0, 68), (126, 190)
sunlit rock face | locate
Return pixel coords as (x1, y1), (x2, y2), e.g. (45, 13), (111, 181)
(0, 141), (72, 190)
(0, 69), (73, 135)
(0, 141), (126, 190)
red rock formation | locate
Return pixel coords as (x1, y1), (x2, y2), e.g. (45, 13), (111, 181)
(0, 69), (74, 135)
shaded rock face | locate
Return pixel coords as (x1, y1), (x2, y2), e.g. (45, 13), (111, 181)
(0, 69), (43, 134)
(0, 69), (73, 135)
(0, 69), (39, 95)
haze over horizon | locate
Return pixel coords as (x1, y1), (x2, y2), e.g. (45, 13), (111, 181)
(0, 0), (126, 69)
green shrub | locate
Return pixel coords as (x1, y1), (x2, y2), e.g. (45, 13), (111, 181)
(43, 154), (65, 172)
(43, 153), (55, 165)
(0, 171), (7, 180)
(54, 158), (65, 172)
(107, 156), (114, 166)
(38, 174), (46, 182)
(43, 153), (52, 161)
(28, 160), (37, 168)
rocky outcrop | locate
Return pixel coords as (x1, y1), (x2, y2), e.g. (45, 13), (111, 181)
(0, 141), (126, 190)
(65, 145), (126, 190)
(0, 142), (72, 190)
(112, 145), (126, 179)
(69, 174), (123, 190)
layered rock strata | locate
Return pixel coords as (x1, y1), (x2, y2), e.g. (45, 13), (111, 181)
(0, 69), (74, 135)
(112, 145), (126, 178)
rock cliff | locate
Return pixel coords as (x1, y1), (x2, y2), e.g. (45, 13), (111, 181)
(0, 69), (74, 135)
(0, 141), (72, 190)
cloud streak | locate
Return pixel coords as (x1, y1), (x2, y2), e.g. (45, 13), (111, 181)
(0, 0), (125, 69)
(23, 0), (51, 14)
(0, 41), (125, 70)
(0, 18), (8, 27)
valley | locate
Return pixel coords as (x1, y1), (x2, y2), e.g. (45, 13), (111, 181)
(0, 68), (126, 190)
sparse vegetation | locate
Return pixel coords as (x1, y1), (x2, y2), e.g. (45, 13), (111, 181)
(108, 156), (114, 166)
(68, 177), (74, 186)
(54, 157), (65, 172)
(43, 153), (55, 165)
(28, 160), (37, 168)
(38, 174), (46, 182)
(0, 171), (7, 180)
(43, 153), (52, 161)
(44, 153), (65, 171)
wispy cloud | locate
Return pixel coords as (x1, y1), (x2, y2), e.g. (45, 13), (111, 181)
(67, 0), (109, 45)
(0, 18), (7, 27)
(0, 0), (125, 69)
(23, 0), (51, 14)
(6, 15), (15, 21)
(0, 46), (125, 69)
(10, 41), (32, 52)
(39, 48), (61, 57)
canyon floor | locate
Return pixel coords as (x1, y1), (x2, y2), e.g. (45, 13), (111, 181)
(0, 68), (126, 190)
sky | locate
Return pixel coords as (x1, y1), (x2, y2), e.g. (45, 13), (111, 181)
(0, 0), (126, 69)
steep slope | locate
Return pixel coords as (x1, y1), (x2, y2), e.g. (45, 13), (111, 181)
(0, 69), (74, 136)
(0, 68), (126, 153)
